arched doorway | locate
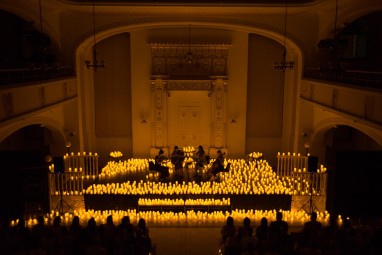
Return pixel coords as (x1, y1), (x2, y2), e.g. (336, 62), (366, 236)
(323, 125), (382, 218)
(0, 124), (66, 219)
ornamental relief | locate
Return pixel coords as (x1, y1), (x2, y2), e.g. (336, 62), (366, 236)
(166, 80), (212, 91)
(150, 43), (230, 79)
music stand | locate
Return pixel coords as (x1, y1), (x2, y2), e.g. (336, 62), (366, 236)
(53, 168), (73, 215)
(299, 172), (318, 214)
(53, 157), (73, 215)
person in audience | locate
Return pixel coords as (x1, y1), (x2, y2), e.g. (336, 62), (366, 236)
(31, 215), (49, 251)
(220, 216), (238, 255)
(99, 214), (117, 254)
(269, 211), (290, 253)
(115, 215), (136, 254)
(235, 217), (258, 254)
(300, 211), (323, 250)
(255, 217), (269, 255)
(82, 217), (100, 251)
(135, 218), (153, 255)
(116, 216), (135, 240)
(47, 215), (68, 255)
(12, 217), (32, 253)
(68, 215), (84, 255)
(320, 213), (340, 252)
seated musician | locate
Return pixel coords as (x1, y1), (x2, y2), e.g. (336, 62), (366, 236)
(193, 145), (207, 176)
(153, 149), (169, 181)
(171, 146), (185, 179)
(210, 149), (231, 181)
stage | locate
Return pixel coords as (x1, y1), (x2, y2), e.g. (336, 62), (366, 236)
(45, 154), (327, 230)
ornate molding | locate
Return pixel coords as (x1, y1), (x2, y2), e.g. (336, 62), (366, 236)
(150, 43), (230, 79)
(166, 80), (212, 91)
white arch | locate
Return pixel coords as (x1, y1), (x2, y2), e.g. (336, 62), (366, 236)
(312, 116), (382, 151)
(0, 116), (67, 149)
(77, 19), (302, 63)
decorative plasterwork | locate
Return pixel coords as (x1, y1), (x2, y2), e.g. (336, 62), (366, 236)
(166, 80), (212, 91)
(150, 43), (230, 79)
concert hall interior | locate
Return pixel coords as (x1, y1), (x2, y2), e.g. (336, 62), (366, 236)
(0, 0), (382, 254)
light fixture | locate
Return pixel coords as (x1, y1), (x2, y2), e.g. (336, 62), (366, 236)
(230, 115), (238, 124)
(85, 1), (105, 71)
(274, 0), (294, 72)
(186, 24), (193, 64)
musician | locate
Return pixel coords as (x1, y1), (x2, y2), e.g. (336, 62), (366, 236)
(193, 145), (207, 177)
(154, 149), (169, 181)
(210, 150), (231, 181)
(171, 146), (185, 179)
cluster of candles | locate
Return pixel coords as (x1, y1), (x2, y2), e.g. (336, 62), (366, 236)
(138, 198), (231, 206)
(86, 158), (322, 195)
(99, 159), (151, 179)
(110, 151), (123, 158)
(248, 152), (263, 159)
(11, 208), (338, 228)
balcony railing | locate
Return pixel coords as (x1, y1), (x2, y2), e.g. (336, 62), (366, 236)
(303, 68), (382, 90)
(0, 65), (75, 86)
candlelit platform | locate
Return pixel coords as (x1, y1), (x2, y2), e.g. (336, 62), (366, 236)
(46, 151), (327, 230)
(83, 194), (292, 212)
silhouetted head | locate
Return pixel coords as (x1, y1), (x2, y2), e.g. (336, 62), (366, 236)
(138, 218), (146, 228)
(107, 215), (113, 224)
(243, 217), (251, 227)
(276, 211), (283, 221)
(260, 217), (268, 226)
(226, 216), (234, 226)
(159, 149), (164, 155)
(310, 212), (317, 221)
(122, 216), (130, 225)
(72, 216), (80, 226)
(37, 215), (45, 225)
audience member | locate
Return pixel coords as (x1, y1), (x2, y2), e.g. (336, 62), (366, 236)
(115, 215), (136, 254)
(235, 217), (258, 255)
(220, 216), (237, 255)
(99, 214), (117, 254)
(255, 217), (269, 254)
(47, 215), (68, 255)
(68, 215), (84, 255)
(269, 211), (290, 253)
(135, 218), (153, 255)
(300, 211), (323, 252)
(31, 215), (49, 250)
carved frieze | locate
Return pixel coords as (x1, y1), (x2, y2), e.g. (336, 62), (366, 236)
(150, 43), (230, 79)
(166, 80), (212, 91)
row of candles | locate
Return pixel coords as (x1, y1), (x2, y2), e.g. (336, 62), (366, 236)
(11, 208), (339, 228)
(138, 198), (231, 206)
(86, 158), (323, 196)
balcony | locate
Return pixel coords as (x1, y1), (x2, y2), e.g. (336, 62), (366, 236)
(0, 65), (75, 86)
(303, 68), (382, 90)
